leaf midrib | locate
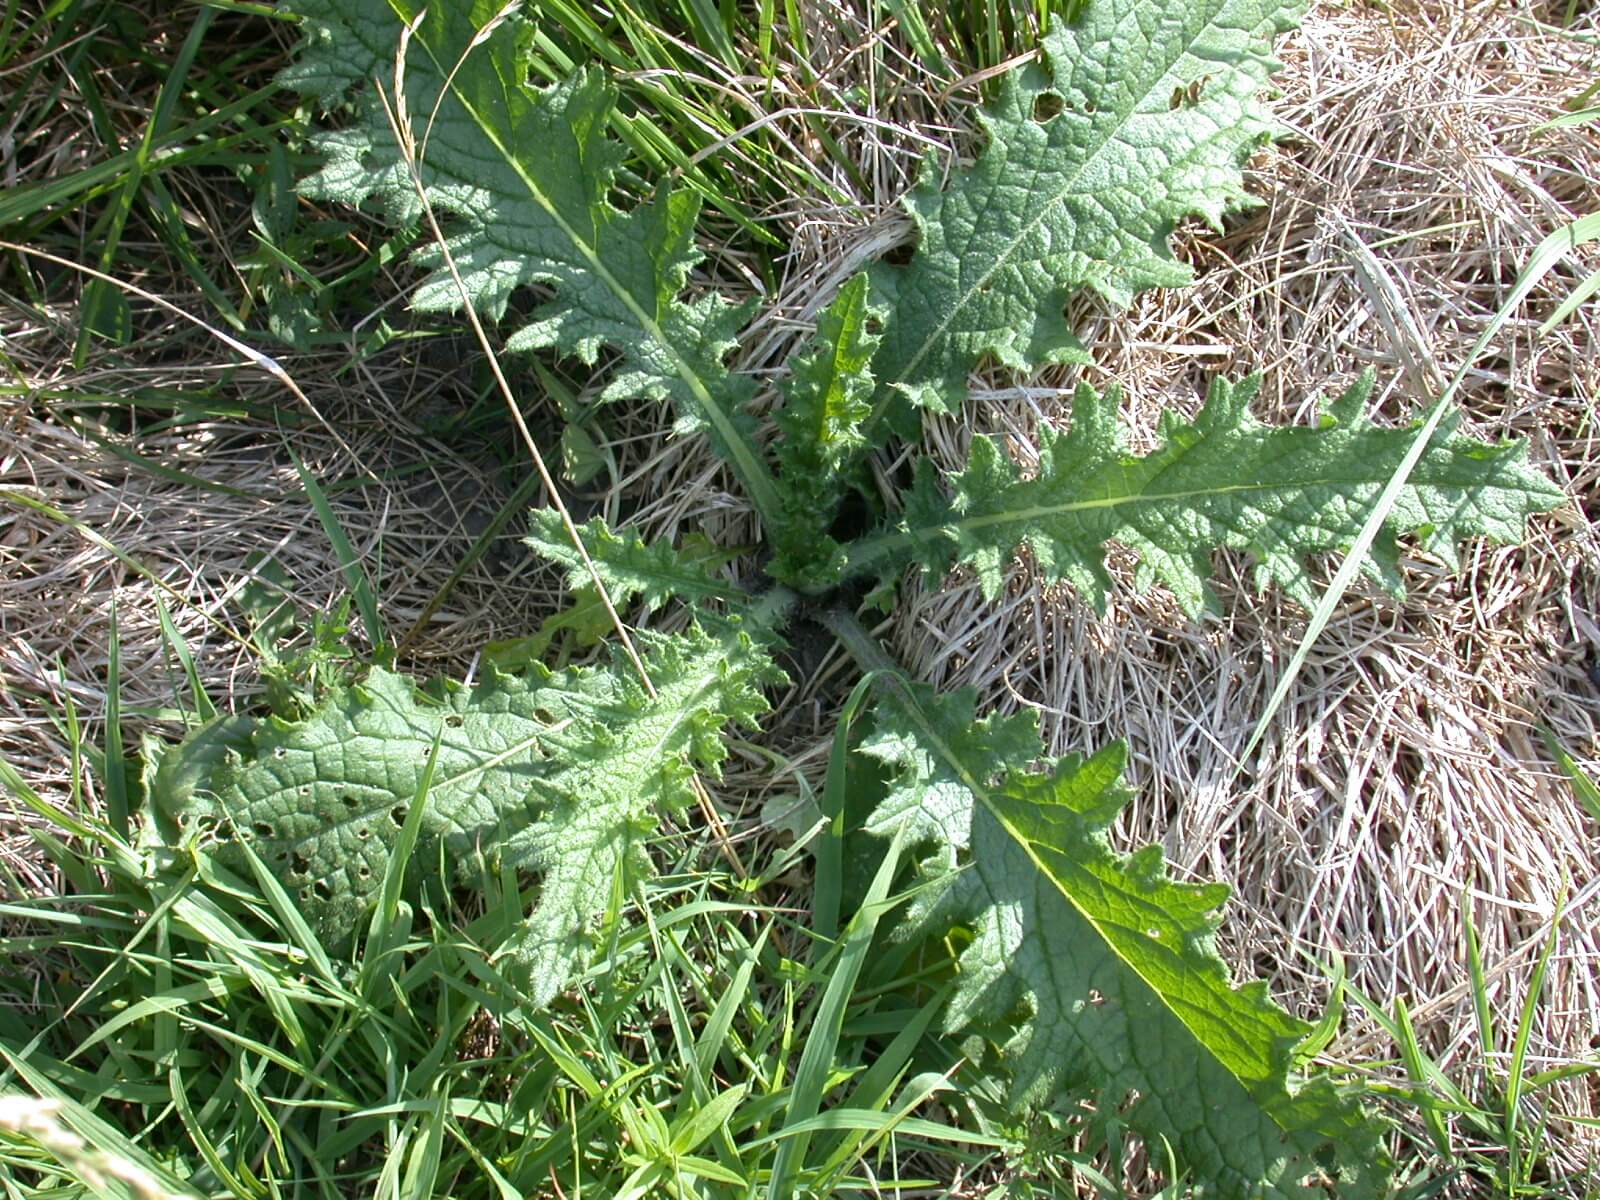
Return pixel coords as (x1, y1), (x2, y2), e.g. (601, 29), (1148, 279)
(406, 25), (782, 523)
(868, 0), (1252, 426)
(877, 680), (1297, 1133)
(282, 655), (730, 884)
(842, 472), (1431, 574)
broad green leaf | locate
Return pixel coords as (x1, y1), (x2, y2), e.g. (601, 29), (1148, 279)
(156, 624), (780, 1004)
(282, 0), (780, 518)
(848, 373), (1564, 613)
(768, 275), (884, 587)
(861, 677), (1389, 1198)
(867, 0), (1301, 419)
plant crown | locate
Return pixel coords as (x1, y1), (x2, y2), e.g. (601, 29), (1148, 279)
(151, 0), (1565, 1193)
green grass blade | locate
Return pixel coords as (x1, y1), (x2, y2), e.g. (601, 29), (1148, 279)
(1394, 996), (1453, 1159)
(669, 1083), (748, 1156)
(69, 977), (240, 1058)
(1505, 894), (1563, 1145)
(170, 1063), (249, 1196)
(294, 456), (386, 652)
(1240, 211), (1599, 769)
(816, 987), (951, 1182)
(73, 5), (217, 363)
(360, 726), (442, 991)
(766, 825), (906, 1200)
(1293, 948), (1345, 1070)
(755, 1108), (1014, 1148)
(812, 672), (882, 946)
(0, 754), (101, 846)
(62, 683), (83, 817)
(880, 0), (949, 75)
(1538, 725), (1600, 822)
(1341, 978), (1481, 1129)
(1538, 262), (1600, 332)
(0, 1045), (204, 1198)
(1462, 892), (1495, 1063)
(102, 602), (128, 840)
(400, 1093), (449, 1200)
(155, 596), (216, 722)
(232, 834), (341, 986)
(693, 925), (768, 1087)
(0, 86), (286, 228)
(641, 911), (705, 1103)
(447, 1122), (525, 1200)
(675, 0), (739, 66)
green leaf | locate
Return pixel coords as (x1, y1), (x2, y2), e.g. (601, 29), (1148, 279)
(523, 509), (741, 612)
(774, 276), (882, 469)
(80, 279), (133, 346)
(768, 275), (884, 588)
(860, 676), (1390, 1198)
(282, 0), (780, 519)
(155, 624), (780, 1004)
(1538, 726), (1600, 823)
(867, 0), (1301, 418)
(499, 522), (743, 669)
(764, 276), (883, 588)
(851, 372), (1564, 613)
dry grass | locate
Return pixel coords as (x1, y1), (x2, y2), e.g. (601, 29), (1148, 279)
(0, 351), (575, 878)
(3, 0), (1599, 1183)
(891, 0), (1600, 1170)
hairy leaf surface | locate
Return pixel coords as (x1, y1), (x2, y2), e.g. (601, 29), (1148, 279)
(524, 509), (742, 612)
(861, 678), (1389, 1198)
(769, 275), (884, 586)
(852, 373), (1564, 612)
(868, 0), (1301, 417)
(283, 0), (778, 516)
(157, 625), (778, 1003)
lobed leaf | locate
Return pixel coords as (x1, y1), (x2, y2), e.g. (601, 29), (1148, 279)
(156, 624), (780, 1004)
(524, 509), (742, 612)
(768, 275), (885, 588)
(867, 0), (1301, 419)
(860, 676), (1390, 1198)
(283, 0), (779, 517)
(850, 372), (1565, 613)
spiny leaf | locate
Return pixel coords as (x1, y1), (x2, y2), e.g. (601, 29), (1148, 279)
(283, 0), (779, 517)
(774, 276), (882, 469)
(769, 275), (884, 587)
(860, 676), (1390, 1198)
(500, 522), (743, 669)
(867, 0), (1301, 419)
(524, 509), (742, 613)
(156, 624), (779, 1004)
(850, 372), (1564, 613)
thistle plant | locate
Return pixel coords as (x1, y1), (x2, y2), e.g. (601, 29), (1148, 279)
(145, 0), (1566, 1193)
